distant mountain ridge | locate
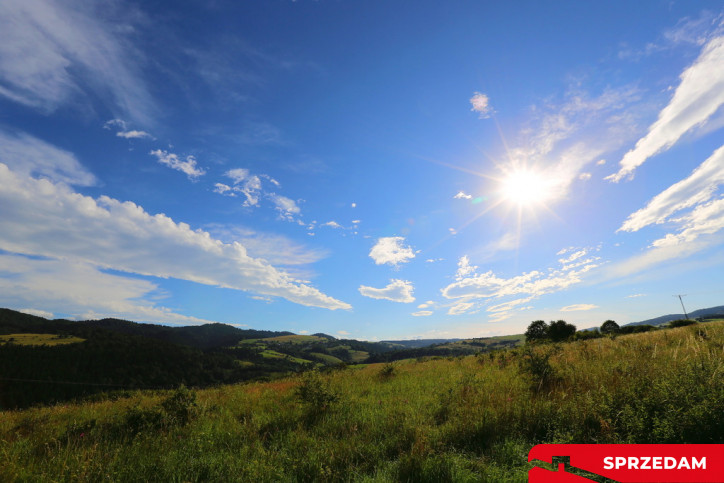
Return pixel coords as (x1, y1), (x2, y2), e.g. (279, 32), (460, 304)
(625, 305), (724, 327)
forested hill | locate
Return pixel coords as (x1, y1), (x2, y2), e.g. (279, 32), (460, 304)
(626, 305), (724, 327)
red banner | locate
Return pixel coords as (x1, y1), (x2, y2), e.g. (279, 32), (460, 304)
(528, 444), (724, 482)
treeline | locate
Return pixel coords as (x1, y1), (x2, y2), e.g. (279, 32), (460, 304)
(524, 317), (682, 344)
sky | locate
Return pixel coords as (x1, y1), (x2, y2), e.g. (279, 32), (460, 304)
(1, 0), (723, 340)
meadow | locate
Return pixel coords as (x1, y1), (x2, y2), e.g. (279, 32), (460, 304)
(1, 322), (722, 482)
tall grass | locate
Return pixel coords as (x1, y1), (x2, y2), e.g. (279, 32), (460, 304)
(1, 323), (722, 482)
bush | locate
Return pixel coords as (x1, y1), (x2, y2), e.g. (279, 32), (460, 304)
(669, 319), (696, 328)
(295, 371), (338, 413)
(161, 385), (198, 426)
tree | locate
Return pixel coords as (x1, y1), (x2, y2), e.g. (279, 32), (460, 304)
(600, 320), (619, 334)
(547, 320), (577, 342)
(525, 320), (549, 343)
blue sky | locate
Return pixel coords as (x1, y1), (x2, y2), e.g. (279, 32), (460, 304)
(1, 0), (723, 340)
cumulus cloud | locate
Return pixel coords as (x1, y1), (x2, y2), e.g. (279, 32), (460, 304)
(0, 130), (96, 186)
(0, 0), (155, 125)
(441, 247), (600, 318)
(0, 162), (350, 311)
(561, 304), (598, 312)
(267, 193), (301, 221)
(607, 35), (724, 182)
(369, 237), (415, 266)
(454, 191), (473, 200)
(470, 92), (492, 118)
(358, 279), (415, 303)
(149, 149), (206, 179)
(455, 256), (478, 280)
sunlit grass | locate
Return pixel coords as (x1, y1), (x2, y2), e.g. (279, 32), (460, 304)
(0, 333), (85, 346)
(1, 322), (722, 481)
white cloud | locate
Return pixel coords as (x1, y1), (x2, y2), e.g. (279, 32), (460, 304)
(470, 92), (492, 118)
(321, 221), (342, 229)
(0, 162), (351, 311)
(214, 183), (233, 195)
(503, 84), (645, 202)
(205, 224), (327, 269)
(650, 198), (724, 248)
(411, 310), (433, 317)
(0, 253), (217, 325)
(627, 293), (646, 298)
(149, 149), (206, 179)
(579, 172), (592, 181)
(0, 0), (155, 125)
(0, 130), (96, 186)
(441, 247), (600, 317)
(417, 301), (434, 309)
(607, 35), (724, 182)
(117, 130), (153, 140)
(454, 191), (473, 200)
(267, 193), (301, 221)
(455, 256), (478, 280)
(561, 304), (598, 312)
(18, 308), (54, 319)
(619, 145), (724, 232)
(358, 279), (415, 303)
(447, 301), (475, 315)
(369, 236), (415, 266)
(104, 119), (153, 139)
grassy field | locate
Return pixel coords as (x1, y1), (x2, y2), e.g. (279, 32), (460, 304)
(1, 322), (722, 482)
(0, 333), (85, 346)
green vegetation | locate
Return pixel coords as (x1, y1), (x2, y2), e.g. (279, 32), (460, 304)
(2, 322), (722, 481)
(0, 333), (85, 346)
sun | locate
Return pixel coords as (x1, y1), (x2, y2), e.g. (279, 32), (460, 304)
(499, 167), (555, 207)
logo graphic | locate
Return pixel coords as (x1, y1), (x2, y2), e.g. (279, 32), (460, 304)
(528, 444), (724, 482)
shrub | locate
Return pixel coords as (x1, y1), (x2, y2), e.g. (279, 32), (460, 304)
(295, 371), (338, 413)
(379, 363), (396, 379)
(519, 346), (559, 392)
(669, 319), (696, 328)
(161, 385), (198, 426)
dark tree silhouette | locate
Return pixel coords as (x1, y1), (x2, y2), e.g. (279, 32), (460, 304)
(525, 320), (549, 343)
(547, 320), (577, 342)
(600, 320), (620, 334)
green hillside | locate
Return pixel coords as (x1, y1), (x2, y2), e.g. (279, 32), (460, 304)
(1, 322), (722, 481)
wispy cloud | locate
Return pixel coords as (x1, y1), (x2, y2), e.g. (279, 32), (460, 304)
(560, 304), (598, 312)
(369, 236), (415, 266)
(0, 0), (155, 125)
(149, 149), (206, 180)
(0, 130), (96, 186)
(0, 253), (217, 326)
(411, 310), (433, 317)
(0, 162), (350, 311)
(503, 84), (644, 202)
(104, 119), (153, 140)
(619, 145), (724, 232)
(359, 279), (415, 303)
(607, 35), (724, 182)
